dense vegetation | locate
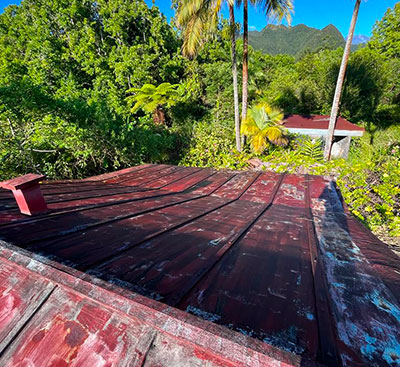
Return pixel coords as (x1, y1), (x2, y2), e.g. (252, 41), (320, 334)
(0, 0), (399, 241)
(248, 24), (347, 57)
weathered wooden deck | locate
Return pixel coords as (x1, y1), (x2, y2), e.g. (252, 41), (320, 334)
(0, 164), (399, 366)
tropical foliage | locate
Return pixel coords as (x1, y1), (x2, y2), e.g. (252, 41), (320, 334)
(126, 83), (180, 124)
(241, 103), (288, 152)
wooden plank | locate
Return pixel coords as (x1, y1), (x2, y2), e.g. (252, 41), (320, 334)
(1, 174), (235, 247)
(344, 214), (400, 302)
(82, 164), (154, 181)
(26, 196), (231, 268)
(0, 185), (146, 212)
(273, 174), (307, 208)
(162, 168), (215, 192)
(104, 164), (170, 184)
(240, 171), (281, 203)
(142, 332), (237, 367)
(96, 199), (266, 301)
(119, 165), (185, 187)
(309, 177), (400, 366)
(0, 261), (55, 353)
(212, 171), (260, 200)
(0, 286), (156, 367)
(304, 176), (341, 366)
(189, 171), (235, 195)
(143, 166), (201, 189)
(0, 192), (201, 245)
(0, 243), (306, 367)
(46, 188), (171, 211)
(0, 171), (231, 226)
(0, 188), (171, 225)
(179, 204), (320, 360)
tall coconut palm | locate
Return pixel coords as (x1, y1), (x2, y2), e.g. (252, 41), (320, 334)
(176, 0), (242, 151)
(324, 0), (361, 160)
(240, 0), (293, 128)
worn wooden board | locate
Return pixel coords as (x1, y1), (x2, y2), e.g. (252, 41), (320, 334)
(0, 286), (156, 367)
(0, 261), (55, 353)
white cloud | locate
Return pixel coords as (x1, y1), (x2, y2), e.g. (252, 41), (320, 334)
(249, 25), (257, 31)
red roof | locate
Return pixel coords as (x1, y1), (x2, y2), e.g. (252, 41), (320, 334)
(0, 164), (399, 366)
(283, 115), (365, 132)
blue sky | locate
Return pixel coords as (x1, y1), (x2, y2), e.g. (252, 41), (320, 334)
(1, 0), (398, 36)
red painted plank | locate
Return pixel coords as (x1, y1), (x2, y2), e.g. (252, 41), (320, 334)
(0, 287), (156, 367)
(0, 189), (169, 225)
(190, 171), (235, 195)
(142, 332), (237, 367)
(240, 171), (281, 203)
(309, 176), (400, 366)
(96, 199), (266, 303)
(27, 196), (231, 268)
(179, 204), (319, 359)
(83, 164), (154, 181)
(0, 243), (306, 367)
(46, 188), (171, 211)
(0, 261), (55, 353)
(119, 165), (184, 187)
(212, 171), (260, 200)
(0, 192), (202, 245)
(273, 174), (307, 208)
(143, 166), (201, 189)
(162, 168), (215, 192)
(0, 174), (45, 190)
(344, 214), (400, 302)
(104, 164), (170, 184)
(307, 175), (345, 214)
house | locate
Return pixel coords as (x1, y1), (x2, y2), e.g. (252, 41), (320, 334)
(0, 165), (399, 366)
(282, 114), (365, 158)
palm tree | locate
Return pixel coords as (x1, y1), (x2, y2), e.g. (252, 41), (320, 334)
(324, 0), (361, 160)
(176, 0), (242, 151)
(241, 102), (289, 153)
(240, 0), (293, 128)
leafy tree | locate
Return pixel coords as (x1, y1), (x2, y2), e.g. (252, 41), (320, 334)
(369, 3), (400, 59)
(241, 102), (288, 153)
(0, 0), (185, 179)
(126, 83), (180, 125)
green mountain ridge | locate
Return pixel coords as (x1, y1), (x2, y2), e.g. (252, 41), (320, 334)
(249, 24), (357, 57)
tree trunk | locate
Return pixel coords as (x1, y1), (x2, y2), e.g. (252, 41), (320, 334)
(153, 107), (165, 125)
(241, 0), (249, 145)
(324, 0), (361, 160)
(229, 4), (241, 152)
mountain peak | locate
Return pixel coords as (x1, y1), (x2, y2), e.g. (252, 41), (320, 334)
(348, 34), (370, 45)
(249, 23), (346, 57)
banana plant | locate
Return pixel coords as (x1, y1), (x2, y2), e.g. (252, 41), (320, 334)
(241, 102), (289, 153)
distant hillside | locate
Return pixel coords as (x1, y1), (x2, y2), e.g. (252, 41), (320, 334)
(248, 24), (364, 57)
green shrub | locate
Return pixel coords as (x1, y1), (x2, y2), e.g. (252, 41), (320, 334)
(180, 121), (251, 169)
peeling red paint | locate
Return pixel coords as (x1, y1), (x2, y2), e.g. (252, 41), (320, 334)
(0, 164), (399, 367)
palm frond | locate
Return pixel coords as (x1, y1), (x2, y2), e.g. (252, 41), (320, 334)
(177, 0), (224, 57)
(263, 125), (289, 146)
(244, 102), (288, 152)
(251, 0), (294, 23)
